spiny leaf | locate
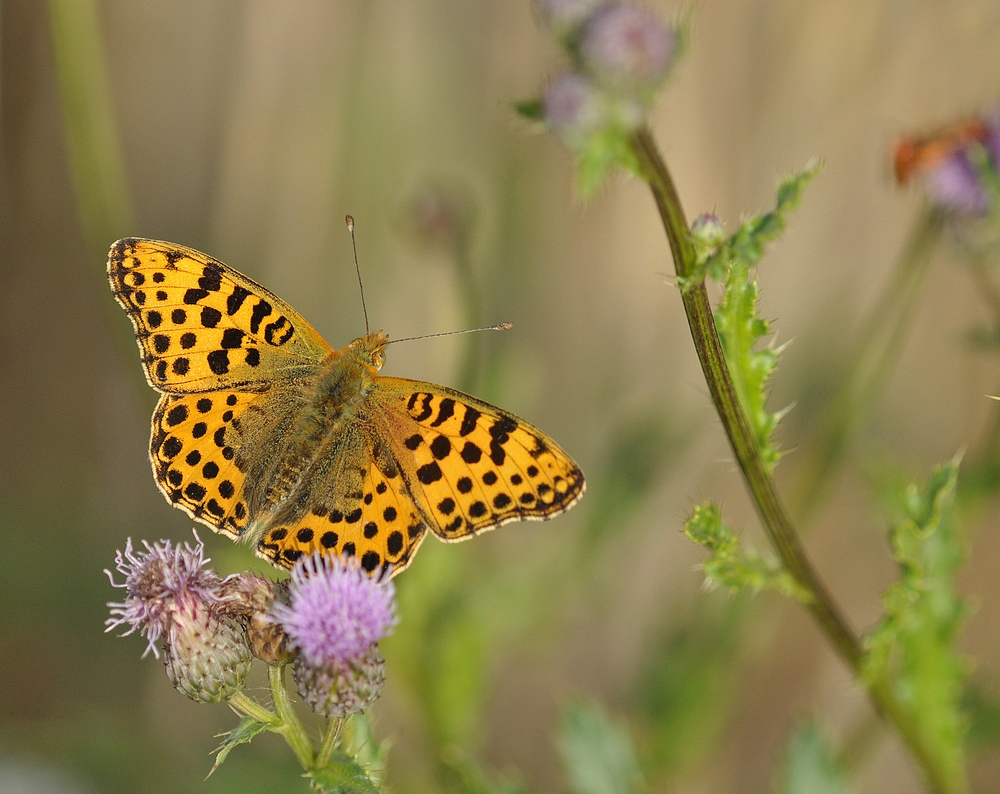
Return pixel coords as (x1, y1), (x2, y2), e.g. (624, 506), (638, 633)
(208, 716), (268, 778)
(307, 749), (379, 794)
(714, 259), (783, 471)
(680, 161), (821, 291)
(863, 458), (968, 788)
(683, 502), (809, 601)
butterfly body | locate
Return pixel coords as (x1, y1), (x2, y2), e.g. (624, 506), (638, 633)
(109, 238), (584, 576)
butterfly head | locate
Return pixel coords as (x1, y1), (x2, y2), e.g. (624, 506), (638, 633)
(349, 330), (390, 371)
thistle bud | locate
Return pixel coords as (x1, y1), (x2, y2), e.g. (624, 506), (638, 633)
(163, 600), (253, 703)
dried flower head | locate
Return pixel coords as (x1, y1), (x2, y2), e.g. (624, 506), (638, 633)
(105, 532), (252, 702)
(271, 553), (396, 667)
(105, 533), (222, 658)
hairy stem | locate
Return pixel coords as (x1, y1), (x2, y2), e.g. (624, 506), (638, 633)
(629, 126), (964, 794)
(316, 717), (345, 769)
(268, 663), (316, 770)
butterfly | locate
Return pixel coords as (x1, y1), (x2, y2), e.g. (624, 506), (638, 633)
(108, 238), (585, 576)
(893, 117), (992, 184)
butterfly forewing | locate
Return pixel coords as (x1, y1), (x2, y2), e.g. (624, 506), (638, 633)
(109, 238), (330, 393)
(374, 378), (585, 541)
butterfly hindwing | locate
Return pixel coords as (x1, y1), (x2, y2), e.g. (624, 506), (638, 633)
(109, 238), (330, 393)
(150, 391), (262, 537)
(375, 377), (585, 541)
(256, 437), (427, 575)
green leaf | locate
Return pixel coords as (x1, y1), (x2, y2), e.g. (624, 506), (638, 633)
(683, 502), (810, 600)
(558, 700), (646, 794)
(307, 750), (379, 794)
(576, 126), (643, 198)
(513, 98), (544, 121)
(700, 167), (822, 471)
(863, 458), (968, 788)
(681, 161), (821, 291)
(208, 716), (268, 777)
(780, 724), (848, 794)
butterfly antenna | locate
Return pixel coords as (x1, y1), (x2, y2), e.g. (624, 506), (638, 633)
(346, 215), (370, 334)
(387, 322), (513, 346)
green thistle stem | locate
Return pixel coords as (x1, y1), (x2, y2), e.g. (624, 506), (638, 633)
(629, 126), (964, 794)
(316, 717), (345, 769)
(229, 692), (279, 726)
(268, 663), (316, 770)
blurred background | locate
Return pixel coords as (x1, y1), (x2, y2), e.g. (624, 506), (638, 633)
(4, 1), (1000, 791)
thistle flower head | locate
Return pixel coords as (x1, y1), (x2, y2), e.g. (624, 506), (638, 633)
(271, 553), (397, 667)
(925, 151), (990, 215)
(544, 72), (606, 145)
(580, 3), (677, 89)
(105, 532), (222, 658)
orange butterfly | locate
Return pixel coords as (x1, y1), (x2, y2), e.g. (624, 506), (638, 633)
(893, 118), (991, 184)
(108, 238), (584, 576)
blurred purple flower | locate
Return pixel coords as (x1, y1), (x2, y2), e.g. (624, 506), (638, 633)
(271, 553), (396, 667)
(580, 3), (676, 88)
(544, 72), (605, 144)
(105, 532), (222, 658)
(926, 151), (991, 215)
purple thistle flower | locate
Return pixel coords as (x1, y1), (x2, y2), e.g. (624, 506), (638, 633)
(271, 553), (396, 667)
(105, 532), (222, 658)
(580, 3), (677, 89)
(926, 151), (991, 215)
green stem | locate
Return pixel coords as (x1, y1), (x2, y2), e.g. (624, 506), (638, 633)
(629, 126), (964, 794)
(268, 663), (316, 770)
(793, 207), (944, 522)
(316, 717), (345, 769)
(229, 692), (279, 726)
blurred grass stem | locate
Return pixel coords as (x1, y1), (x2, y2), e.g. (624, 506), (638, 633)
(630, 126), (964, 794)
(793, 207), (944, 522)
(46, 0), (133, 255)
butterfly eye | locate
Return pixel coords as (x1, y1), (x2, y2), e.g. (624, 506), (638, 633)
(372, 350), (386, 370)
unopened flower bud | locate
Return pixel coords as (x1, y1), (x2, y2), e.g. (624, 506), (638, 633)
(293, 644), (386, 719)
(580, 4), (677, 90)
(164, 601), (252, 703)
(691, 213), (725, 250)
